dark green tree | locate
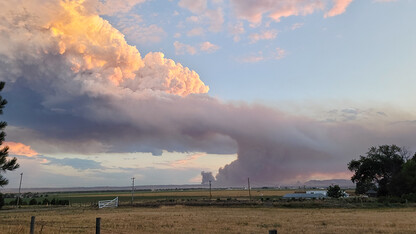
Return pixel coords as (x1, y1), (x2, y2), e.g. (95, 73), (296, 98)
(348, 145), (406, 196)
(0, 81), (19, 187)
(0, 193), (4, 209)
(327, 185), (343, 198)
(389, 154), (416, 196)
(29, 198), (37, 205)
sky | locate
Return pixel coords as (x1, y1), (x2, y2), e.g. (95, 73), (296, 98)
(1, 0), (416, 188)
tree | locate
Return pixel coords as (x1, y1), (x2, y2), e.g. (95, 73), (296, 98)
(0, 81), (19, 187)
(0, 193), (4, 209)
(327, 185), (343, 198)
(348, 145), (406, 196)
(389, 154), (416, 196)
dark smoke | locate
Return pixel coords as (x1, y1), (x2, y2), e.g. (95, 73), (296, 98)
(201, 171), (216, 185)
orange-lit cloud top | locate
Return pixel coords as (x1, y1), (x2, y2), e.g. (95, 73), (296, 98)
(4, 141), (38, 157)
(3, 0), (208, 97)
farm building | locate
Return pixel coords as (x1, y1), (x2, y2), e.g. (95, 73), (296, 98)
(306, 190), (327, 196)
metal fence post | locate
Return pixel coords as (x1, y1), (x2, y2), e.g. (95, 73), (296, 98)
(96, 217), (101, 234)
(30, 216), (35, 234)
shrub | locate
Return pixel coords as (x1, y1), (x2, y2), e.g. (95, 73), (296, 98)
(29, 198), (37, 205)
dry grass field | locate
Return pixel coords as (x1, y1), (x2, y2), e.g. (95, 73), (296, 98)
(61, 189), (294, 198)
(1, 206), (415, 233)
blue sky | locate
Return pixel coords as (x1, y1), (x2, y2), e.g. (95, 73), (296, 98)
(114, 0), (416, 105)
(1, 0), (416, 189)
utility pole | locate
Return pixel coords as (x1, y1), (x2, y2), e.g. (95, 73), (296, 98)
(131, 177), (135, 206)
(247, 177), (252, 202)
(17, 173), (23, 208)
(209, 180), (212, 200)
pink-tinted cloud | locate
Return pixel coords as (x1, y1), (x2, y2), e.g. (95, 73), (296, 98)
(170, 153), (206, 167)
(325, 0), (354, 18)
(199, 41), (220, 53)
(229, 0), (354, 24)
(4, 141), (38, 157)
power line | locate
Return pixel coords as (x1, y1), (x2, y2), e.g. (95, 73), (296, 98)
(248, 177), (252, 202)
(131, 177), (135, 206)
(209, 180), (212, 200)
(17, 173), (23, 208)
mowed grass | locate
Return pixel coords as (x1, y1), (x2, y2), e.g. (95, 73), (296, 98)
(1, 206), (415, 233)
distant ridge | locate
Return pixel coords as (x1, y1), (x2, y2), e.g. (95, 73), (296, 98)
(0, 184), (208, 193)
(304, 179), (354, 188)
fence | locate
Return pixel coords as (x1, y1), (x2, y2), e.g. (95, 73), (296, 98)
(98, 197), (118, 209)
(28, 216), (278, 234)
(29, 216), (102, 234)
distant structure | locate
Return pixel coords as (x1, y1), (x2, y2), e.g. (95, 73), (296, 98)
(306, 190), (327, 196)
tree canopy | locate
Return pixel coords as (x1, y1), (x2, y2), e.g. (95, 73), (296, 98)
(327, 185), (344, 198)
(348, 145), (415, 197)
(0, 81), (19, 187)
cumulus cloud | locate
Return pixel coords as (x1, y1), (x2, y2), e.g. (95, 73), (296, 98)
(0, 0), (208, 97)
(2, 0), (416, 187)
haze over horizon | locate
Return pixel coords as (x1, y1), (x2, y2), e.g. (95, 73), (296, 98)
(1, 0), (415, 189)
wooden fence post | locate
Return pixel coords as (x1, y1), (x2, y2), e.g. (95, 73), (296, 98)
(96, 217), (101, 234)
(30, 216), (35, 234)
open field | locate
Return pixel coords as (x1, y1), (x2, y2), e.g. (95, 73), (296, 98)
(1, 206), (416, 233)
(4, 189), (303, 205)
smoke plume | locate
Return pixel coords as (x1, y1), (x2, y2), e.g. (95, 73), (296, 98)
(201, 171), (215, 185)
(1, 0), (416, 186)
